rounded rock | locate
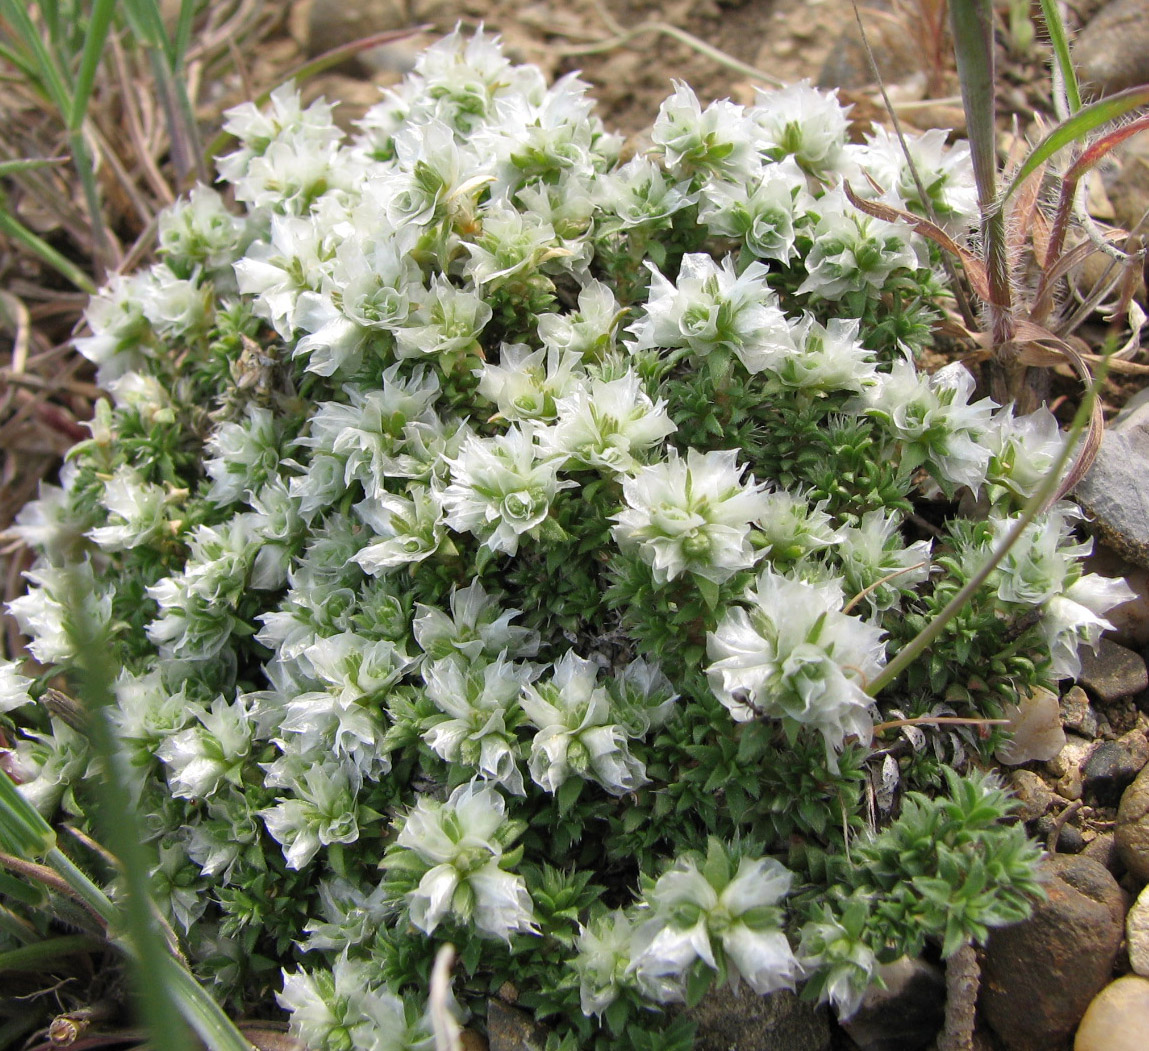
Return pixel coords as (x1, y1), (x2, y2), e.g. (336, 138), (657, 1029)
(1073, 0), (1149, 99)
(839, 955), (945, 1051)
(1074, 974), (1149, 1051)
(1117, 762), (1149, 883)
(980, 854), (1124, 1051)
(1076, 639), (1149, 704)
(1128, 883), (1149, 977)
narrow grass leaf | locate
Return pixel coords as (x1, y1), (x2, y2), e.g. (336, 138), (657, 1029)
(0, 0), (73, 114)
(68, 0), (119, 130)
(1039, 0), (1081, 113)
(0, 210), (96, 293)
(0, 156), (68, 177)
(172, 0), (198, 68)
(949, 0), (998, 210)
(1000, 85), (1149, 205)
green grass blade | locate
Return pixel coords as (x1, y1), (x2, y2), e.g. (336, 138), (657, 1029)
(0, 38), (46, 84)
(0, 933), (104, 973)
(119, 0), (174, 60)
(64, 579), (197, 1051)
(0, 209), (97, 293)
(68, 0), (118, 130)
(1000, 84), (1149, 205)
(0, 156), (67, 177)
(1039, 0), (1081, 112)
(172, 0), (199, 68)
(163, 956), (258, 1051)
(0, 0), (73, 114)
(949, 0), (998, 210)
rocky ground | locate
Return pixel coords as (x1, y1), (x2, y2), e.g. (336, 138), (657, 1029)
(6, 0), (1149, 1049)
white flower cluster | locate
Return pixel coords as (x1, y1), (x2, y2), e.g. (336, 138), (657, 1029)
(1, 28), (1132, 1049)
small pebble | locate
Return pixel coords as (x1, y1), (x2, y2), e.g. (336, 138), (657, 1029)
(1083, 730), (1149, 807)
(1010, 770), (1053, 823)
(1061, 686), (1099, 737)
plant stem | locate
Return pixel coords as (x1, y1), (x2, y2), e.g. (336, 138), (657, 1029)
(866, 370), (1100, 697)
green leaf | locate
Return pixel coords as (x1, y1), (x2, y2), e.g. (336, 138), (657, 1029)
(949, 0), (998, 212)
(684, 961), (714, 1008)
(1038, 0), (1081, 113)
(68, 0), (118, 130)
(1000, 84), (1149, 205)
(556, 775), (584, 816)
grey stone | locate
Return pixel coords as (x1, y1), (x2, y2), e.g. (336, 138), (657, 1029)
(1083, 730), (1149, 806)
(1116, 762), (1149, 882)
(1074, 0), (1149, 99)
(1060, 686), (1099, 737)
(980, 854), (1124, 1051)
(1076, 639), (1149, 703)
(1074, 974), (1149, 1051)
(684, 984), (831, 1051)
(839, 956), (944, 1051)
(1075, 403), (1149, 571)
(1128, 883), (1149, 977)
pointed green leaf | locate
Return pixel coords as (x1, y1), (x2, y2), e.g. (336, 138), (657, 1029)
(1000, 84), (1149, 205)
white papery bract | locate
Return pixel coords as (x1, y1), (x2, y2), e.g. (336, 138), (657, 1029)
(854, 125), (978, 232)
(707, 568), (885, 753)
(475, 342), (583, 422)
(519, 651), (647, 796)
(574, 909), (638, 1016)
(86, 465), (170, 552)
(613, 448), (771, 585)
(985, 405), (1067, 500)
(421, 653), (534, 795)
(8, 562), (113, 665)
(698, 158), (811, 264)
(262, 761), (363, 870)
(412, 578), (539, 662)
(438, 427), (574, 555)
(751, 80), (851, 176)
(797, 188), (919, 300)
(156, 695), (253, 800)
(856, 358), (995, 492)
(1044, 573), (1136, 679)
(835, 509), (932, 615)
(630, 842), (799, 1001)
(0, 659), (33, 714)
(628, 253), (795, 374)
(540, 370), (676, 473)
(390, 781), (536, 941)
(652, 82), (756, 180)
(278, 955), (434, 1051)
(158, 184), (246, 273)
